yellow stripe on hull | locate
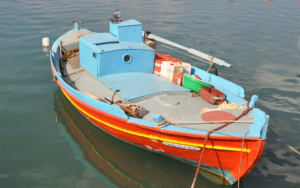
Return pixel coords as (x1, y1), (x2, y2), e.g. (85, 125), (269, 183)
(61, 89), (251, 153)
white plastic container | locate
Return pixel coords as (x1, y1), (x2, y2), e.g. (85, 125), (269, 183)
(42, 37), (49, 47)
(160, 61), (172, 80)
(178, 62), (192, 76)
(167, 63), (183, 85)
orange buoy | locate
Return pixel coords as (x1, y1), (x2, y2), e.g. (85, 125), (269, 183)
(154, 59), (163, 76)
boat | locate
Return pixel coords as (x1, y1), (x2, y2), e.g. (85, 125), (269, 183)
(49, 11), (269, 185)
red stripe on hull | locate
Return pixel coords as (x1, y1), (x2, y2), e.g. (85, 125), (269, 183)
(51, 62), (265, 183)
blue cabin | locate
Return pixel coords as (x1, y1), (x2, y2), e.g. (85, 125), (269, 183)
(78, 19), (155, 78)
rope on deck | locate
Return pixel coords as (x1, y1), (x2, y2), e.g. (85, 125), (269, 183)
(155, 118), (170, 128)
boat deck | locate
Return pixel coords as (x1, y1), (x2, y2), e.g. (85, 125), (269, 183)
(98, 72), (190, 101)
(62, 59), (253, 133)
(137, 96), (253, 132)
(62, 61), (124, 101)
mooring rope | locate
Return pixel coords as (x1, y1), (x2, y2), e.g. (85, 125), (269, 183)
(207, 56), (214, 72)
(238, 129), (249, 188)
(268, 127), (300, 155)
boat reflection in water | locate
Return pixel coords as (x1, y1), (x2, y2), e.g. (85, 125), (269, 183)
(53, 90), (227, 188)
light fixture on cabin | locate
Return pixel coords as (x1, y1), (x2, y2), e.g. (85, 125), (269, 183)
(111, 10), (121, 23)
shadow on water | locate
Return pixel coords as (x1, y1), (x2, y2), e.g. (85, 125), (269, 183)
(53, 89), (241, 188)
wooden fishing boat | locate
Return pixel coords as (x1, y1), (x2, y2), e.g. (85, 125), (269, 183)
(50, 11), (269, 185)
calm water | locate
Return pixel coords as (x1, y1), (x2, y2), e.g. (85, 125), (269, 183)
(1, 0), (299, 187)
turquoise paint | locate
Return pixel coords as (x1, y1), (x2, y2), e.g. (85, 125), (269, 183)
(110, 19), (143, 42)
(80, 33), (118, 46)
(249, 108), (269, 139)
(262, 115), (270, 139)
(79, 32), (154, 77)
(97, 43), (127, 52)
(97, 48), (154, 77)
(79, 37), (103, 53)
(120, 41), (154, 50)
(78, 41), (99, 77)
(153, 114), (163, 122)
(249, 95), (258, 108)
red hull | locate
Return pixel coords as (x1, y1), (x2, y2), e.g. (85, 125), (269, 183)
(51, 63), (265, 184)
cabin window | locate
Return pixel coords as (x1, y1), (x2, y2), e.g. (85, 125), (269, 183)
(123, 54), (132, 63)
